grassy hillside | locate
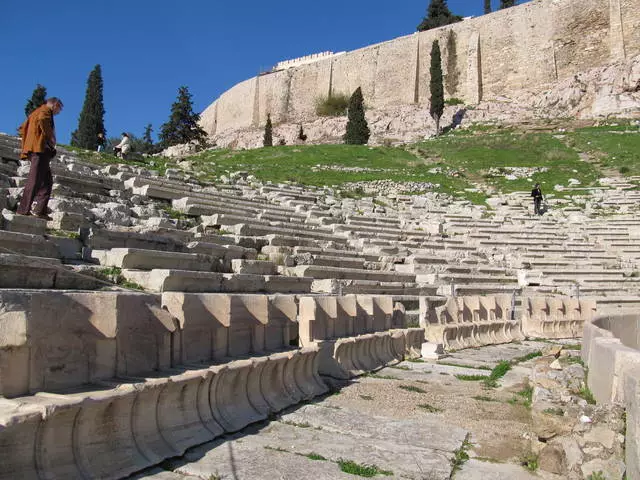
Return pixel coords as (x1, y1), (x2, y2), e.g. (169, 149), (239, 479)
(63, 121), (640, 205)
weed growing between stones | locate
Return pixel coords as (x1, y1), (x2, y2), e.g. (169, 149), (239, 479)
(511, 351), (543, 363)
(337, 459), (393, 477)
(450, 434), (472, 474)
(418, 403), (442, 413)
(306, 452), (327, 461)
(364, 373), (400, 380)
(96, 267), (145, 291)
(398, 385), (427, 394)
(483, 360), (511, 388)
(439, 361), (491, 370)
(45, 229), (81, 239)
(390, 365), (411, 371)
(507, 386), (533, 408)
(472, 395), (497, 402)
(521, 452), (538, 472)
(542, 407), (565, 416)
(578, 384), (596, 405)
(280, 420), (311, 428)
(406, 358), (425, 363)
(454, 374), (489, 381)
(587, 472), (606, 480)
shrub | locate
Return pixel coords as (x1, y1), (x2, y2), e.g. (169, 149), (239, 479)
(315, 93), (350, 116)
(445, 97), (464, 106)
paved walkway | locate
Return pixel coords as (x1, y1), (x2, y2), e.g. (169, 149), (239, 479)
(128, 342), (571, 480)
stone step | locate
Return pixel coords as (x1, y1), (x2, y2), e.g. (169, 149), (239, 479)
(234, 223), (347, 244)
(292, 246), (378, 261)
(91, 248), (217, 271)
(0, 229), (61, 258)
(81, 227), (189, 251)
(122, 269), (313, 294)
(1, 209), (47, 235)
(287, 265), (416, 283)
(0, 254), (103, 289)
(296, 254), (366, 269)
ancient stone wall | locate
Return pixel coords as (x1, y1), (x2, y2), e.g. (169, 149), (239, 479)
(201, 0), (640, 136)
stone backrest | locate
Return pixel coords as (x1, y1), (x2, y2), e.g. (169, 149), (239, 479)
(0, 291), (176, 398)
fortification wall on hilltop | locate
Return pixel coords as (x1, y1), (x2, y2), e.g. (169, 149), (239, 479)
(200, 0), (639, 136)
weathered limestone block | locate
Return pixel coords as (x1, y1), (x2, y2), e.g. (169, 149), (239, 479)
(122, 269), (224, 293)
(423, 295), (523, 350)
(47, 211), (88, 231)
(91, 247), (215, 271)
(0, 291), (175, 397)
(0, 230), (61, 258)
(162, 293), (287, 361)
(624, 366), (640, 480)
(522, 296), (596, 339)
(231, 259), (277, 275)
(588, 337), (640, 404)
(0, 346), (327, 480)
(1, 209), (46, 235)
(318, 331), (403, 379)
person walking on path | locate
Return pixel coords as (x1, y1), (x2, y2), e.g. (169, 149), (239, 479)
(531, 183), (544, 216)
(16, 97), (63, 220)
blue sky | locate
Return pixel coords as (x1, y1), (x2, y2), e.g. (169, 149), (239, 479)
(0, 1), (526, 144)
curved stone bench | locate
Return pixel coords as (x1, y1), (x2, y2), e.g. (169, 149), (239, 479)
(582, 313), (640, 480)
(0, 348), (327, 480)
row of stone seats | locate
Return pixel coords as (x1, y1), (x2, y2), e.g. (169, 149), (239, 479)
(420, 295), (523, 350)
(0, 290), (417, 479)
(0, 290), (410, 398)
(521, 296), (598, 339)
(0, 348), (328, 480)
(296, 295), (423, 379)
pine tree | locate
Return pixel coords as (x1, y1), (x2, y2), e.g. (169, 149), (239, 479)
(263, 114), (273, 147)
(429, 40), (445, 136)
(159, 86), (207, 148)
(71, 65), (106, 150)
(142, 124), (154, 153)
(500, 0), (515, 8)
(484, 0), (492, 14)
(344, 87), (370, 145)
(25, 84), (47, 117)
(417, 0), (462, 32)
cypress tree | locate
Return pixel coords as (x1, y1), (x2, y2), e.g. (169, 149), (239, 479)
(417, 0), (462, 32)
(71, 65), (106, 150)
(344, 87), (370, 145)
(142, 124), (154, 153)
(500, 0), (515, 8)
(25, 84), (47, 117)
(484, 0), (492, 14)
(297, 124), (307, 142)
(429, 40), (445, 136)
(159, 86), (207, 148)
(263, 114), (273, 147)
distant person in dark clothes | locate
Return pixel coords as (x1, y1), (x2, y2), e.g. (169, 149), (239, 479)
(531, 183), (543, 216)
(97, 132), (106, 152)
(16, 97), (63, 220)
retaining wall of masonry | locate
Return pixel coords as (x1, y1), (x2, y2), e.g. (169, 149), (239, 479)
(201, 0), (640, 134)
(0, 291), (418, 480)
(582, 314), (640, 480)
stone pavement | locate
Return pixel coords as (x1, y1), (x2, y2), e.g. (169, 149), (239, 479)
(127, 341), (623, 480)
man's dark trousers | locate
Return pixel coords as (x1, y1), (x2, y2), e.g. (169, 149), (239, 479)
(17, 151), (54, 216)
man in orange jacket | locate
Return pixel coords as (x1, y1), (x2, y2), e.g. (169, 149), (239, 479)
(17, 97), (63, 220)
